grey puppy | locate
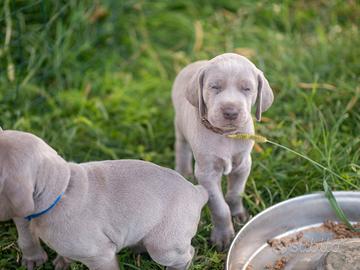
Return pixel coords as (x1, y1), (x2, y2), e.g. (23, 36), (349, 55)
(172, 53), (274, 250)
(0, 129), (208, 270)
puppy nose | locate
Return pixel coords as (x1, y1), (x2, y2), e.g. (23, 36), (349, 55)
(223, 107), (239, 120)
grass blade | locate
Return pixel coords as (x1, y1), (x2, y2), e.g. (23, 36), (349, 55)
(323, 179), (360, 232)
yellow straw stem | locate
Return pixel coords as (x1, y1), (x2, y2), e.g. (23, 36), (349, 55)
(227, 133), (268, 143)
(228, 132), (359, 189)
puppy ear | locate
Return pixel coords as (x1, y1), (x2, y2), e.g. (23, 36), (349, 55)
(255, 71), (274, 121)
(186, 68), (206, 117)
(4, 173), (35, 217)
(38, 153), (71, 192)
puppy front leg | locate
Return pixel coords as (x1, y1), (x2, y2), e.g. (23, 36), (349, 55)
(195, 164), (234, 251)
(225, 155), (251, 222)
(13, 218), (48, 270)
(175, 126), (193, 178)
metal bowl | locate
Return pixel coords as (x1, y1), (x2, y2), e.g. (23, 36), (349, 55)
(226, 192), (360, 270)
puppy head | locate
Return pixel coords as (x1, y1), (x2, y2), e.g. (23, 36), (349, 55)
(0, 130), (69, 220)
(186, 53), (274, 130)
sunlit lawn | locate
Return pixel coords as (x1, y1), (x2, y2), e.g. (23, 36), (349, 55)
(0, 1), (359, 269)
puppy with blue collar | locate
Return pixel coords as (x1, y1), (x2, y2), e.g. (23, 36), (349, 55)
(0, 129), (208, 270)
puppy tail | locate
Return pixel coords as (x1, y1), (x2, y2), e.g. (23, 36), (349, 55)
(195, 185), (209, 206)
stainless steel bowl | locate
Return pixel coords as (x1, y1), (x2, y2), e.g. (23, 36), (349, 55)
(226, 192), (360, 270)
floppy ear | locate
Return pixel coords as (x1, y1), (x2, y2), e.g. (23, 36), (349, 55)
(185, 68), (206, 117)
(37, 153), (71, 191)
(255, 71), (274, 121)
(4, 172), (35, 217)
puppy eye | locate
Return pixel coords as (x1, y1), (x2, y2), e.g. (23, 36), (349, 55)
(242, 87), (251, 91)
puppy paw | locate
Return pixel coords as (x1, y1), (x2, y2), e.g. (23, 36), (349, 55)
(232, 210), (250, 231)
(233, 209), (250, 223)
(226, 195), (248, 216)
(53, 255), (71, 270)
(21, 250), (48, 270)
(210, 226), (235, 251)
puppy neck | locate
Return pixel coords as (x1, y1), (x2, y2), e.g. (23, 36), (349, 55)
(200, 115), (253, 136)
(31, 163), (89, 222)
(32, 159), (71, 218)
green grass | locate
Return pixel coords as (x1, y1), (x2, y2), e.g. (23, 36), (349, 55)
(0, 0), (359, 269)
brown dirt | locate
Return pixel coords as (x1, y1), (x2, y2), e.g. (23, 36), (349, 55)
(265, 257), (287, 270)
(267, 232), (304, 251)
(265, 221), (360, 270)
(267, 221), (360, 251)
(322, 220), (360, 239)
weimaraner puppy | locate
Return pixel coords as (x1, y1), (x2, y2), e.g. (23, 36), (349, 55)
(172, 53), (274, 250)
(0, 129), (208, 270)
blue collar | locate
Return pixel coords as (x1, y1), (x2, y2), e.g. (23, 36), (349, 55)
(25, 192), (65, 221)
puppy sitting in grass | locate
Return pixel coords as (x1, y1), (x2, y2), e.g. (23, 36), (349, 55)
(172, 53), (274, 250)
(0, 129), (208, 270)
